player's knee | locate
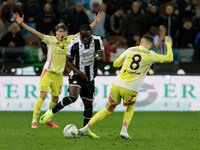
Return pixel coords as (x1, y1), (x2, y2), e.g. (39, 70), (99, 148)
(68, 96), (77, 103)
(52, 96), (59, 103)
(106, 103), (116, 112)
(107, 107), (114, 113)
(39, 92), (47, 100)
(61, 96), (77, 106)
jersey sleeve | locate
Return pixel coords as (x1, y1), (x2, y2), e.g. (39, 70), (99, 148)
(42, 35), (53, 45)
(113, 48), (129, 67)
(67, 34), (78, 41)
(67, 39), (75, 58)
(151, 42), (173, 63)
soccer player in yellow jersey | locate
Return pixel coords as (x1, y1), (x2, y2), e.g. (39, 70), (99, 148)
(79, 34), (173, 139)
(13, 12), (103, 128)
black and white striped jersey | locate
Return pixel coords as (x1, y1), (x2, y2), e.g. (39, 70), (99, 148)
(67, 35), (104, 81)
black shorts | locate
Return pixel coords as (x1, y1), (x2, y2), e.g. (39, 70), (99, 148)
(68, 75), (95, 101)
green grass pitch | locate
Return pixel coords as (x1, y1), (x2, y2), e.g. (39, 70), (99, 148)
(0, 111), (200, 150)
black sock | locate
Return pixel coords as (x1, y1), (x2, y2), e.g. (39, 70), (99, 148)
(52, 101), (64, 114)
(83, 108), (93, 126)
(52, 97), (76, 114)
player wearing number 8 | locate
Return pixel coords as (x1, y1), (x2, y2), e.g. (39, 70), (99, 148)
(79, 34), (173, 139)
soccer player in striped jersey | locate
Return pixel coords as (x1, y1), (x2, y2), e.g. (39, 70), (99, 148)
(39, 24), (104, 138)
(78, 34), (173, 139)
(13, 12), (103, 129)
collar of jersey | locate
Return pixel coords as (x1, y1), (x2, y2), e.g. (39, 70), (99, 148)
(138, 45), (146, 50)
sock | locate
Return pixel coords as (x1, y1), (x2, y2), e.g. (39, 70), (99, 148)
(121, 125), (127, 133)
(87, 108), (112, 128)
(83, 108), (93, 126)
(32, 120), (37, 124)
(49, 100), (57, 109)
(32, 97), (44, 121)
(47, 100), (57, 122)
(122, 104), (135, 128)
(52, 96), (75, 114)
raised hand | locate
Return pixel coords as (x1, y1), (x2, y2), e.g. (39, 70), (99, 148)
(13, 12), (24, 25)
(94, 11), (103, 24)
(165, 36), (171, 43)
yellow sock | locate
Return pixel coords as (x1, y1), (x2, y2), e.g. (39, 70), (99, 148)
(32, 97), (44, 121)
(123, 104), (135, 127)
(49, 100), (57, 109)
(88, 108), (112, 127)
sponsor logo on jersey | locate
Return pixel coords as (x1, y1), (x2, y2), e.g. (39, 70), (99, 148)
(90, 42), (94, 47)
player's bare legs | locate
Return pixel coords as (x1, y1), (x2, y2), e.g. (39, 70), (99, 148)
(106, 102), (116, 112)
(31, 91), (47, 128)
(40, 91), (47, 100)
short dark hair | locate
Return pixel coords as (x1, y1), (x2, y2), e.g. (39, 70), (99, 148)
(79, 24), (92, 32)
(55, 23), (68, 31)
(142, 34), (153, 43)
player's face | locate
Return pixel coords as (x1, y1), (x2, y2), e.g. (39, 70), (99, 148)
(80, 31), (91, 44)
(56, 28), (67, 41)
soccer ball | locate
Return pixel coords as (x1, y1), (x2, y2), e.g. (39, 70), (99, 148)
(63, 124), (78, 138)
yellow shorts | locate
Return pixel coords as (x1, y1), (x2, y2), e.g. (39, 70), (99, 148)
(39, 69), (63, 96)
(108, 84), (137, 106)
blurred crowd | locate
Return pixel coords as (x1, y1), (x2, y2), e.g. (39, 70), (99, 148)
(0, 0), (200, 65)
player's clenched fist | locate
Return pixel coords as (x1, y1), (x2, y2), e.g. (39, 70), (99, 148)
(165, 36), (171, 43)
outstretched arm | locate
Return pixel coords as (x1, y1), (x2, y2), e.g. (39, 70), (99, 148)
(152, 36), (173, 63)
(74, 11), (103, 36)
(89, 11), (103, 29)
(13, 13), (44, 40)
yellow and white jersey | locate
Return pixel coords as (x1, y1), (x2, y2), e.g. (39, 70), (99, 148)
(42, 34), (77, 73)
(113, 42), (173, 92)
